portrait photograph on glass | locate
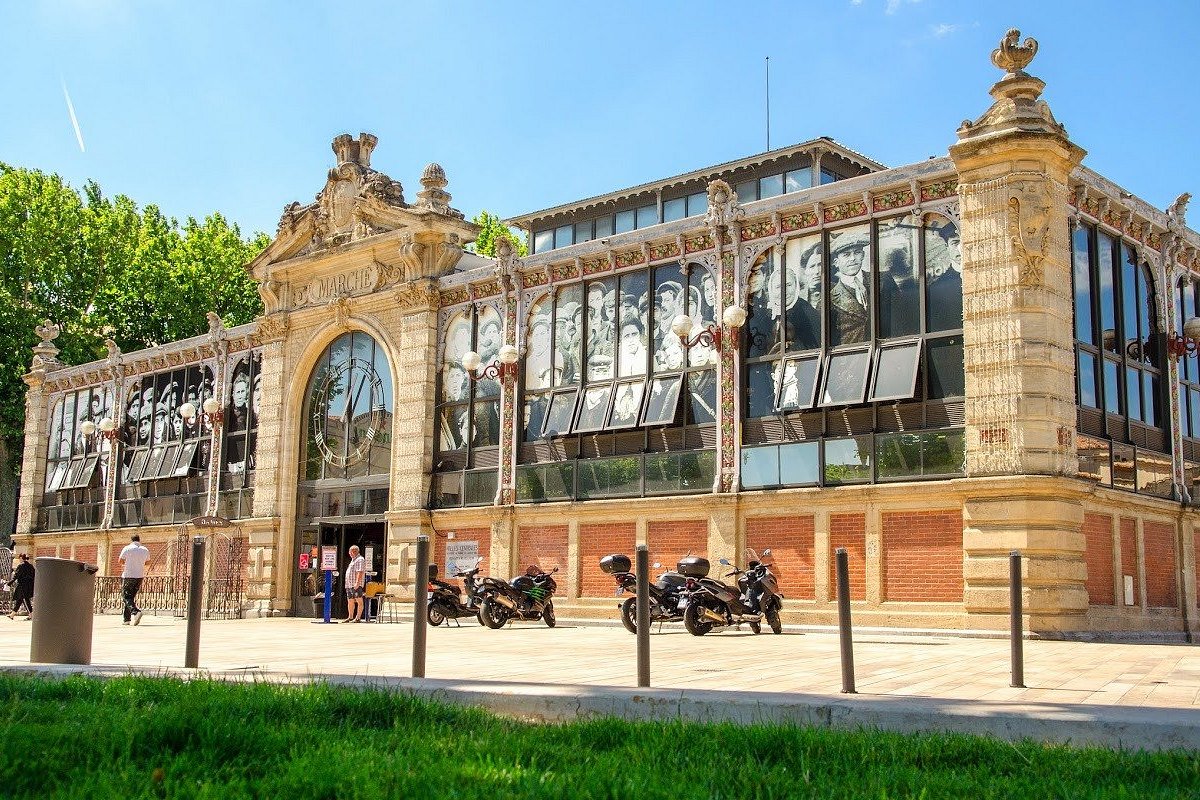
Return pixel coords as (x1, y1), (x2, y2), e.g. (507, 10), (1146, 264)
(608, 379), (646, 429)
(688, 370), (717, 424)
(524, 299), (554, 390)
(783, 234), (823, 351)
(877, 217), (920, 338)
(827, 225), (871, 347)
(523, 395), (549, 442)
(574, 384), (613, 432)
(820, 347), (872, 407)
(745, 251), (779, 357)
(642, 374), (683, 426)
(925, 217), (962, 333)
(870, 339), (922, 402)
(776, 356), (821, 412)
(585, 279), (616, 380)
(543, 388), (579, 437)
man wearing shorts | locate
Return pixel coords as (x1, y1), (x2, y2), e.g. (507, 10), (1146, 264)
(343, 545), (366, 623)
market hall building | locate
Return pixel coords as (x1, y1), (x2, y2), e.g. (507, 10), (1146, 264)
(14, 31), (1200, 638)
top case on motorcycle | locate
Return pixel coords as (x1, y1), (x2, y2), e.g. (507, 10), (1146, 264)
(599, 553), (631, 574)
(676, 556), (710, 578)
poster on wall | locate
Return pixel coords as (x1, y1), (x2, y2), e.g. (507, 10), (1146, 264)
(445, 540), (479, 572)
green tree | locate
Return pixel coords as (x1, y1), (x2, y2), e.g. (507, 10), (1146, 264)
(467, 210), (527, 258)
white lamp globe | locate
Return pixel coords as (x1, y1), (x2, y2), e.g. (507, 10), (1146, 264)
(80, 420), (96, 436)
(178, 402), (197, 421)
(723, 305), (748, 329)
(671, 314), (694, 339)
(202, 397), (220, 415)
(498, 344), (519, 365)
(1184, 316), (1200, 340)
(462, 350), (482, 371)
(98, 417), (116, 433)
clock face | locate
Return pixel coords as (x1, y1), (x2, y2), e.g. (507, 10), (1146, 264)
(310, 357), (386, 468)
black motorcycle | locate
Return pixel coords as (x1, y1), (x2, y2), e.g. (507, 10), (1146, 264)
(427, 557), (486, 627)
(600, 553), (704, 634)
(683, 548), (783, 636)
(478, 564), (559, 628)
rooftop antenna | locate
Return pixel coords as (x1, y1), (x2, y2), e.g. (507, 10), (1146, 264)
(765, 56), (771, 151)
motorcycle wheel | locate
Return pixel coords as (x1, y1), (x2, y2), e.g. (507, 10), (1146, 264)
(683, 602), (714, 636)
(749, 621), (761, 634)
(427, 603), (446, 627)
(479, 597), (508, 629)
(619, 596), (638, 634)
(766, 601), (782, 635)
(543, 600), (556, 628)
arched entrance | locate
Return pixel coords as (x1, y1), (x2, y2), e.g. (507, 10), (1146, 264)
(293, 330), (394, 617)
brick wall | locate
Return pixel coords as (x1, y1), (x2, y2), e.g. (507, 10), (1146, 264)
(647, 520), (709, 568)
(746, 515), (815, 600)
(107, 540), (169, 576)
(1082, 512), (1114, 605)
(1119, 518), (1138, 606)
(829, 513), (866, 601)
(72, 544), (98, 566)
(579, 522), (636, 598)
(432, 526), (490, 579)
(1143, 521), (1177, 608)
(34, 546), (57, 559)
(517, 525), (569, 577)
(881, 510), (963, 602)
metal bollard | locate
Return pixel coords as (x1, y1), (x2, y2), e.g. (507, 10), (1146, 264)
(835, 547), (856, 694)
(1010, 550), (1024, 688)
(412, 534), (430, 678)
(185, 535), (206, 669)
(635, 544), (650, 687)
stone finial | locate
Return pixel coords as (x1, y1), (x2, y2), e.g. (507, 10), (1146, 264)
(991, 28), (1038, 76)
(703, 179), (745, 231)
(1167, 192), (1191, 226)
(331, 133), (378, 167)
(104, 338), (120, 359)
(416, 163), (463, 218)
(35, 319), (60, 347)
(206, 311), (225, 337)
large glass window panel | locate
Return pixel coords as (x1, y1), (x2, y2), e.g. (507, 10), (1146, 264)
(1136, 450), (1173, 498)
(783, 234), (822, 351)
(595, 215), (614, 239)
(870, 340), (921, 402)
(820, 168), (839, 185)
(574, 220), (593, 243)
(876, 432), (921, 479)
(878, 217), (920, 337)
(777, 356), (820, 412)
(652, 267), (685, 373)
(554, 224), (573, 249)
(1111, 443), (1135, 491)
(475, 306), (503, 397)
(174, 441), (199, 478)
(533, 230), (553, 254)
(608, 379), (645, 429)
(823, 436), (872, 484)
(635, 205), (657, 229)
(127, 449), (149, 483)
(662, 197), (686, 222)
(155, 445), (179, 479)
(47, 398), (64, 461)
(543, 389), (578, 437)
(1191, 389), (1200, 438)
(1138, 263), (1157, 365)
(828, 225), (871, 346)
(578, 456), (641, 499)
(1102, 358), (1121, 415)
(927, 336), (965, 399)
(642, 375), (683, 425)
(615, 209), (635, 234)
(1125, 366), (1142, 421)
(741, 445), (779, 489)
(735, 181), (757, 203)
(1073, 225), (1095, 344)
(1077, 350), (1099, 409)
(785, 169), (812, 193)
(746, 251), (779, 357)
(686, 192), (707, 217)
(574, 384), (612, 432)
(45, 460), (68, 493)
(746, 362), (777, 417)
(438, 406), (469, 451)
(617, 271), (649, 377)
(464, 470), (498, 506)
(524, 298), (554, 390)
(552, 284), (583, 387)
(778, 441), (820, 485)
(1120, 244), (1139, 361)
(1076, 435), (1111, 485)
(523, 394), (549, 442)
(924, 217), (962, 332)
(820, 347), (872, 407)
(688, 370), (717, 425)
(922, 430), (965, 475)
(759, 173), (784, 199)
(1142, 373), (1160, 427)
(1097, 233), (1117, 353)
(643, 452), (680, 494)
(687, 267), (718, 367)
(585, 279), (616, 380)
(472, 401), (500, 447)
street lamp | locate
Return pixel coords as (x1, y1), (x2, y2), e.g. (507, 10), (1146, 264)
(670, 305), (748, 352)
(178, 397), (224, 428)
(178, 397), (224, 518)
(79, 417), (120, 442)
(1167, 316), (1200, 360)
(461, 344), (520, 382)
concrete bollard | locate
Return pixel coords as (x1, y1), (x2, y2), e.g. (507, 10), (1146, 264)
(835, 547), (856, 694)
(635, 545), (650, 687)
(412, 534), (430, 678)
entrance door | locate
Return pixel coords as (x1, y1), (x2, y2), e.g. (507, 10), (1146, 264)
(299, 522), (385, 618)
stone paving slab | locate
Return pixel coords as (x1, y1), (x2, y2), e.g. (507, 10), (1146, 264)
(1, 613), (1198, 751)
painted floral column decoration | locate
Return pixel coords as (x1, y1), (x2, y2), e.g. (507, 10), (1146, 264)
(496, 238), (518, 505)
(704, 180), (744, 493)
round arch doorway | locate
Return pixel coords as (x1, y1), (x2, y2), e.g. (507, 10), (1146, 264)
(293, 330), (394, 618)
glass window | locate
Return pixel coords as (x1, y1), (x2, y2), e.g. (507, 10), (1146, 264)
(746, 362), (777, 417)
(779, 441), (820, 485)
(785, 169), (812, 193)
(1125, 366), (1142, 421)
(759, 173), (784, 199)
(1136, 450), (1173, 498)
(575, 220), (593, 243)
(776, 356), (820, 412)
(820, 348), (872, 407)
(1111, 443), (1135, 491)
(688, 370), (717, 424)
(585, 279), (616, 381)
(1102, 358), (1121, 415)
(878, 217), (920, 337)
(876, 432), (921, 479)
(745, 250), (779, 357)
(735, 181), (757, 203)
(544, 389), (577, 438)
(922, 430), (965, 476)
(741, 445), (779, 489)
(554, 225), (573, 249)
(618, 271), (649, 377)
(472, 401), (500, 447)
(533, 230), (553, 253)
(1076, 435), (1111, 485)
(464, 470), (498, 506)
(635, 204), (657, 229)
(1142, 373), (1159, 427)
(686, 192), (707, 217)
(1097, 233), (1117, 353)
(820, 168), (839, 185)
(870, 340), (921, 402)
(927, 336), (964, 399)
(828, 225), (871, 346)
(608, 379), (645, 429)
(523, 394), (549, 442)
(1077, 351), (1099, 409)
(824, 436), (871, 483)
(574, 384), (612, 432)
(615, 209), (636, 234)
(652, 267), (685, 373)
(524, 298), (554, 391)
(925, 217), (962, 333)
(595, 215), (614, 239)
(552, 284), (582, 387)
(783, 234), (822, 351)
(1072, 225), (1095, 345)
(662, 197), (686, 223)
(642, 375), (683, 425)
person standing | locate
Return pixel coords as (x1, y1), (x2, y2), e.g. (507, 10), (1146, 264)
(343, 545), (367, 623)
(8, 554), (34, 619)
(119, 534), (151, 626)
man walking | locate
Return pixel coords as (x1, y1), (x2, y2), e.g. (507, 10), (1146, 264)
(343, 545), (366, 623)
(119, 534), (151, 626)
(8, 554), (34, 619)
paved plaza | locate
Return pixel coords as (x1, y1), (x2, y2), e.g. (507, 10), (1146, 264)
(2, 613), (1199, 750)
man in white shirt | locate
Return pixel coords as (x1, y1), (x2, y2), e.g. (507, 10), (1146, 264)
(343, 545), (367, 623)
(119, 534), (151, 626)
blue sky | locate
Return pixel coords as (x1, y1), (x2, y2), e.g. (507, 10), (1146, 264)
(2, 1), (1197, 238)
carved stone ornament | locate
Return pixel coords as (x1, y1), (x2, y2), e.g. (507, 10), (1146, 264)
(254, 314), (289, 344)
(328, 294), (352, 330)
(207, 311), (226, 338)
(991, 28), (1038, 76)
(1008, 182), (1051, 287)
(393, 277), (441, 311)
(398, 231), (427, 279)
(415, 163), (465, 220)
(434, 233), (463, 273)
(957, 29), (1067, 141)
(704, 179), (745, 231)
(1167, 192), (1191, 229)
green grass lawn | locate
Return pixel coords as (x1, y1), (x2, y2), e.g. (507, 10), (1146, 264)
(0, 674), (1196, 799)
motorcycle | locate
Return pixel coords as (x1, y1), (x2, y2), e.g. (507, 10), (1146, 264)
(683, 548), (783, 636)
(478, 564), (559, 628)
(427, 557), (487, 627)
(600, 553), (703, 634)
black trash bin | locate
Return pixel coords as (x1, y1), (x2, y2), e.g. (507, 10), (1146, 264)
(30, 557), (99, 665)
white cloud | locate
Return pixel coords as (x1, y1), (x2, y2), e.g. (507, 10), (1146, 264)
(885, 0), (921, 14)
(933, 23), (961, 38)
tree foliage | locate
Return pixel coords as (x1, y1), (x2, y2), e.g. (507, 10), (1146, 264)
(0, 162), (267, 472)
(467, 210), (527, 258)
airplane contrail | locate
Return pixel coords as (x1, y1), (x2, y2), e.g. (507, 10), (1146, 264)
(61, 80), (86, 153)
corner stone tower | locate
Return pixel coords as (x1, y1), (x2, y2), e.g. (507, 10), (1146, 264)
(951, 30), (1089, 632)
